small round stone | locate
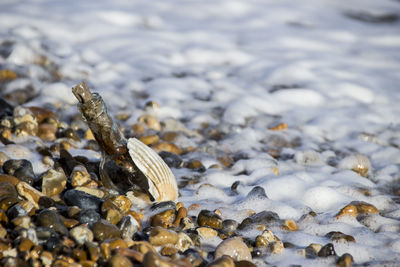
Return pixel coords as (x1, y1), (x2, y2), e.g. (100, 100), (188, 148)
(41, 168), (67, 197)
(197, 210), (223, 229)
(318, 243), (336, 257)
(214, 237), (252, 261)
(149, 226), (179, 246)
(92, 219), (121, 242)
(238, 211), (280, 230)
(158, 151), (183, 168)
(337, 253), (354, 267)
(118, 215), (140, 239)
(196, 227), (218, 238)
(3, 159), (35, 184)
(63, 189), (103, 211)
(108, 254), (133, 267)
(150, 209), (175, 228)
(325, 231), (355, 243)
(0, 181), (18, 198)
(207, 255), (235, 267)
(246, 186), (268, 199)
(351, 201), (379, 214)
(336, 204), (357, 219)
(78, 209), (101, 226)
(37, 209), (68, 235)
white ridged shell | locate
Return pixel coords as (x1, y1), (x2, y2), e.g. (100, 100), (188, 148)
(127, 137), (178, 201)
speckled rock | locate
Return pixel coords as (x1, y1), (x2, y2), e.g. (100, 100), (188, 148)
(110, 195), (132, 213)
(78, 209), (101, 226)
(214, 237), (252, 261)
(37, 209), (68, 235)
(3, 159), (35, 184)
(255, 229), (278, 248)
(149, 226), (179, 246)
(93, 219), (121, 242)
(41, 167), (67, 196)
(197, 210), (223, 229)
(69, 225), (94, 245)
(63, 189), (103, 211)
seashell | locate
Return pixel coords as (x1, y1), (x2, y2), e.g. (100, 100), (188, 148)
(127, 137), (178, 202)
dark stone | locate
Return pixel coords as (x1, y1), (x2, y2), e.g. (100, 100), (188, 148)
(246, 186), (268, 199)
(0, 98), (14, 120)
(6, 204), (27, 220)
(197, 210), (223, 229)
(158, 151), (182, 168)
(150, 201), (176, 212)
(45, 236), (62, 251)
(325, 231), (355, 243)
(57, 128), (80, 141)
(238, 211), (280, 230)
(92, 219), (121, 242)
(230, 181), (240, 195)
(344, 11), (398, 24)
(251, 249), (263, 258)
(0, 181), (18, 198)
(37, 209), (68, 235)
(78, 209), (101, 226)
(318, 243), (336, 257)
(38, 196), (56, 209)
(235, 260), (257, 267)
(222, 219), (238, 232)
(3, 159), (35, 184)
(63, 189), (103, 211)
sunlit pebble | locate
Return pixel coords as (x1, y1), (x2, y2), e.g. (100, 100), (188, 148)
(214, 237), (252, 261)
(338, 154), (371, 177)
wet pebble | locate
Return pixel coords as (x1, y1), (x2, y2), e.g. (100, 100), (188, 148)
(149, 226), (179, 246)
(0, 181), (18, 198)
(41, 167), (67, 196)
(337, 253), (354, 267)
(78, 209), (101, 226)
(0, 174), (19, 186)
(214, 237), (252, 261)
(197, 210), (223, 229)
(246, 186), (268, 199)
(70, 165), (92, 187)
(338, 154), (370, 177)
(37, 123), (57, 141)
(150, 200), (176, 212)
(3, 159), (35, 184)
(318, 243), (336, 257)
(118, 215), (140, 239)
(37, 209), (68, 235)
(150, 208), (175, 228)
(238, 211), (280, 230)
(158, 151), (183, 168)
(92, 219), (121, 242)
(207, 255), (235, 267)
(325, 231), (355, 243)
(176, 232), (194, 252)
(197, 227), (218, 238)
(6, 204), (27, 220)
(108, 254), (133, 267)
(63, 189), (103, 211)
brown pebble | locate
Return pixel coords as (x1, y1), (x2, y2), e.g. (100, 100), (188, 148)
(161, 132), (179, 142)
(282, 219), (297, 231)
(114, 247), (144, 263)
(149, 226), (179, 246)
(161, 245), (179, 256)
(337, 253), (353, 267)
(41, 168), (67, 197)
(93, 220), (121, 242)
(351, 201), (379, 214)
(173, 207), (187, 227)
(18, 238), (34, 252)
(86, 242), (101, 261)
(100, 242), (111, 260)
(269, 122), (288, 131)
(152, 142), (181, 155)
(0, 196), (20, 210)
(269, 240), (285, 254)
(336, 204), (357, 219)
(62, 217), (80, 228)
(130, 241), (157, 255)
(111, 195), (132, 213)
(185, 159), (204, 170)
(142, 252), (173, 267)
(139, 134), (160, 145)
(217, 156), (234, 168)
(37, 123), (57, 141)
(0, 69), (17, 81)
(11, 216), (31, 229)
(0, 225), (7, 238)
(16, 181), (45, 208)
(125, 211), (143, 228)
(28, 107), (56, 124)
(80, 260), (97, 267)
(72, 248), (87, 261)
(197, 227), (218, 239)
(132, 123), (145, 135)
(40, 250), (54, 266)
(105, 208), (123, 225)
(138, 115), (161, 131)
(150, 209), (176, 228)
(108, 254), (133, 267)
(0, 174), (19, 186)
(70, 225), (94, 245)
(214, 237), (252, 261)
(14, 121), (38, 137)
(70, 165), (92, 187)
(207, 255), (235, 267)
(75, 186), (105, 198)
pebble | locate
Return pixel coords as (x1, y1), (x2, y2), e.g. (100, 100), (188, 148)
(282, 219), (298, 231)
(150, 208), (175, 228)
(78, 209), (101, 226)
(41, 167), (67, 196)
(158, 151), (183, 168)
(268, 240), (285, 254)
(37, 123), (57, 141)
(246, 186), (268, 199)
(28, 106), (56, 124)
(69, 225), (94, 245)
(11, 215), (31, 228)
(139, 134), (159, 145)
(197, 210), (223, 229)
(325, 231), (355, 243)
(235, 260), (257, 267)
(176, 232), (194, 252)
(70, 165), (92, 187)
(6, 204), (28, 220)
(214, 237), (252, 261)
(207, 255), (235, 267)
(150, 200), (176, 212)
(14, 121), (38, 137)
(63, 189), (103, 211)
(255, 229), (277, 248)
(0, 196), (20, 211)
(93, 219), (121, 242)
(118, 215), (140, 239)
(0, 174), (19, 186)
(173, 207), (187, 227)
(142, 252), (172, 267)
(317, 243), (336, 257)
(0, 152), (10, 167)
(152, 142), (181, 155)
(137, 115), (161, 131)
(336, 204), (357, 219)
(337, 253), (354, 267)
(339, 154), (371, 177)
(3, 159), (35, 184)
(105, 208), (122, 225)
(37, 209), (68, 235)
(108, 254), (133, 267)
(16, 181), (44, 207)
(351, 201), (379, 214)
(197, 227), (218, 238)
(110, 195), (132, 213)
(238, 211), (280, 230)
(0, 181), (18, 198)
(149, 226), (179, 246)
